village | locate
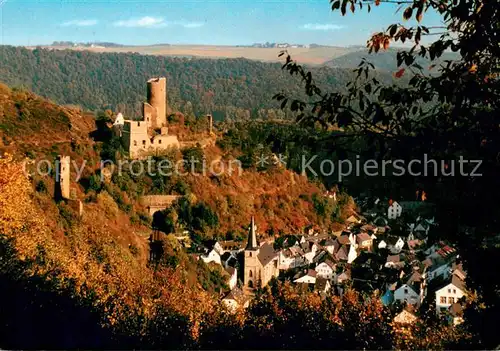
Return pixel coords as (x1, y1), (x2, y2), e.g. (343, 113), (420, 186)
(195, 194), (467, 327)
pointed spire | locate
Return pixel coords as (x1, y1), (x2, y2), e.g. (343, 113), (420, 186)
(246, 216), (258, 250)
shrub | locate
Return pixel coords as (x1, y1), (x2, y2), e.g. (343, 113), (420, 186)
(96, 191), (120, 218)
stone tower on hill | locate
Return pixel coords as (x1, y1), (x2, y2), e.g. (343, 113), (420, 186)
(143, 77), (167, 130)
(54, 155), (70, 201)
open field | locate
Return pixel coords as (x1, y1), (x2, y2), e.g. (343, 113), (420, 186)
(35, 44), (362, 65)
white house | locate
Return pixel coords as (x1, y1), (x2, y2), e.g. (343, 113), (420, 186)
(356, 233), (373, 249)
(336, 270), (351, 284)
(346, 214), (362, 224)
(448, 303), (464, 325)
(304, 244), (318, 263)
(348, 232), (357, 247)
(435, 274), (466, 315)
(323, 239), (338, 255)
(347, 244), (358, 264)
(279, 248), (306, 270)
(226, 266), (237, 290)
(200, 248), (221, 265)
(212, 241), (224, 255)
(315, 278), (331, 293)
(387, 236), (405, 254)
(303, 242), (319, 264)
(315, 260), (335, 280)
(378, 240), (388, 250)
(408, 222), (430, 236)
(394, 284), (421, 306)
(113, 112), (125, 126)
(222, 287), (249, 312)
(423, 257), (453, 283)
(335, 246), (349, 261)
(294, 269), (317, 284)
(388, 201), (402, 219)
(385, 254), (403, 269)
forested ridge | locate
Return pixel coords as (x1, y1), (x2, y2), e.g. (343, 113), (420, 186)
(0, 45), (396, 121)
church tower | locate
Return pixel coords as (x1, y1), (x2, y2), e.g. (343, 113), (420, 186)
(244, 216), (260, 289)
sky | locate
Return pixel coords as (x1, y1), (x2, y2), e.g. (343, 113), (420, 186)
(0, 0), (443, 46)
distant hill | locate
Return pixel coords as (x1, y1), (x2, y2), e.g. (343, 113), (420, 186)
(325, 48), (460, 72)
(32, 43), (358, 65)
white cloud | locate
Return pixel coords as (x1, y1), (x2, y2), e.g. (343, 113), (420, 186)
(113, 16), (204, 29)
(113, 16), (167, 28)
(301, 23), (345, 31)
(61, 19), (98, 27)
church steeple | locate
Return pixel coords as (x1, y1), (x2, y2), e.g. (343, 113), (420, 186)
(246, 216), (258, 250)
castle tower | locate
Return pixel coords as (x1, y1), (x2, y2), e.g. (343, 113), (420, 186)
(144, 77), (167, 130)
(54, 155), (70, 201)
(244, 216), (260, 289)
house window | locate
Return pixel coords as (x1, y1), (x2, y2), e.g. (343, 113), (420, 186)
(138, 122), (141, 126)
(142, 140), (146, 145)
(453, 289), (456, 294)
(133, 140), (137, 146)
(440, 296), (447, 304)
(448, 288), (451, 293)
(158, 139), (162, 144)
(404, 288), (408, 294)
(249, 270), (253, 278)
(448, 297), (455, 304)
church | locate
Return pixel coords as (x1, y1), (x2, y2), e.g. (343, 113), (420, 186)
(244, 217), (280, 290)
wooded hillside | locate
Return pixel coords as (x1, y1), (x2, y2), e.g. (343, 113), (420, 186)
(0, 45), (395, 121)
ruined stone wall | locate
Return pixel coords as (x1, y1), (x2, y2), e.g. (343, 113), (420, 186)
(140, 195), (181, 216)
(123, 120), (179, 159)
(123, 120), (150, 159)
(151, 134), (180, 150)
(142, 102), (157, 130)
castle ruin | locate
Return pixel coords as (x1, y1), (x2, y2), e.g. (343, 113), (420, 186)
(54, 155), (84, 217)
(115, 77), (180, 159)
(54, 155), (70, 201)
